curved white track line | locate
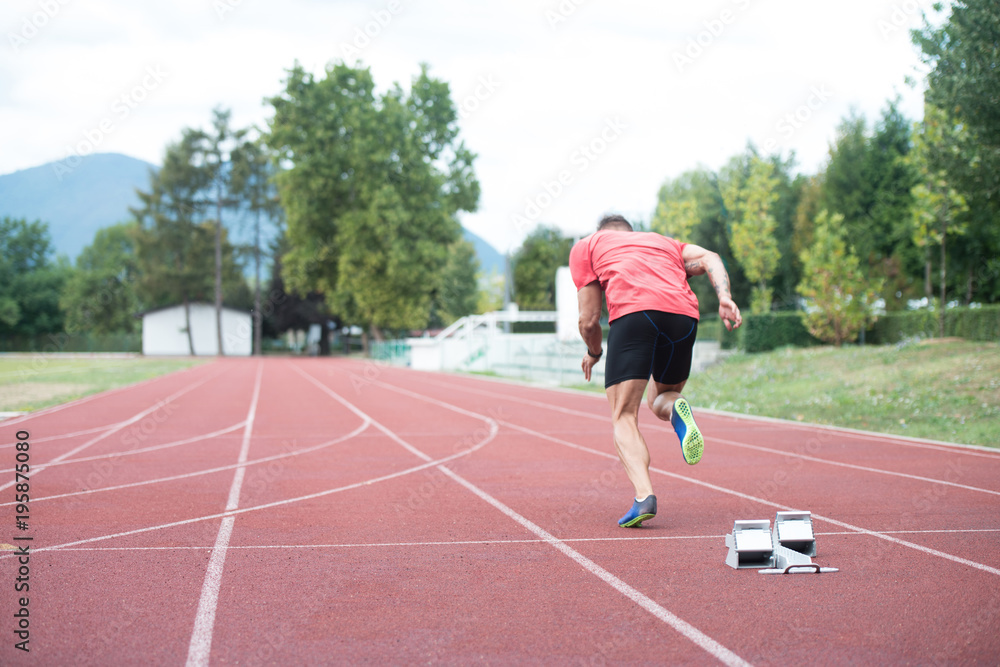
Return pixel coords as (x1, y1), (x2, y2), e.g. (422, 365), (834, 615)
(497, 417), (1000, 578)
(351, 372), (751, 666)
(0, 373), (215, 493)
(414, 376), (1000, 494)
(0, 420), (247, 475)
(710, 435), (1000, 497)
(0, 421), (127, 448)
(4, 420), (370, 506)
(9, 367), (497, 555)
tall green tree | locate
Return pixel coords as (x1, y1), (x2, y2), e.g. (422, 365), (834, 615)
(231, 132), (282, 354)
(908, 104), (970, 334)
(512, 226), (573, 311)
(198, 108), (247, 355)
(131, 135), (242, 354)
(797, 210), (882, 347)
(60, 222), (141, 334)
(266, 61), (479, 343)
(651, 167), (750, 317)
(0, 217), (69, 337)
(721, 154), (781, 313)
(429, 238), (480, 328)
(651, 173), (700, 241)
(819, 104), (918, 308)
(915, 1), (1000, 304)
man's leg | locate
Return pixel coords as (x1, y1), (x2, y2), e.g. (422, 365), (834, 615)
(647, 379), (687, 422)
(648, 378), (703, 465)
(606, 378), (655, 499)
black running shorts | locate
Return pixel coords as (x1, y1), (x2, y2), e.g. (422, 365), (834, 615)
(604, 310), (699, 389)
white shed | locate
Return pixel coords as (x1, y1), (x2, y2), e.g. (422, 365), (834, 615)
(141, 303), (252, 356)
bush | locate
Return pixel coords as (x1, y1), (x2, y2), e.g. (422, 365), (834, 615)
(0, 332), (141, 353)
(868, 305), (1000, 344)
(739, 311), (820, 353)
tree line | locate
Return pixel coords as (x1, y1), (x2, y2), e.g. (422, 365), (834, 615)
(511, 1), (1000, 345)
(2, 1), (996, 351)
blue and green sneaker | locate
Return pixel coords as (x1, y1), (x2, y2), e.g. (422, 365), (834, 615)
(671, 397), (703, 465)
(618, 495), (657, 527)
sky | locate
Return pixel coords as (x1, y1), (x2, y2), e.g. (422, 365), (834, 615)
(1, 0), (941, 254)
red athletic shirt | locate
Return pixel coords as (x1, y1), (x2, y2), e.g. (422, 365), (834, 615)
(569, 230), (700, 322)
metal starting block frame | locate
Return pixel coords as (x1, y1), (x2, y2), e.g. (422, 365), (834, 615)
(725, 511), (838, 574)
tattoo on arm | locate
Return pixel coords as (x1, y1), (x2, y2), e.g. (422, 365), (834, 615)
(706, 263), (732, 300)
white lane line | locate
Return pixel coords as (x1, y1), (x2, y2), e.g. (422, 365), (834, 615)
(416, 374), (1000, 461)
(405, 376), (1000, 495)
(0, 420), (247, 475)
(351, 374), (751, 666)
(500, 419), (1000, 578)
(29, 527), (1000, 553)
(0, 373), (215, 493)
(186, 362), (264, 667)
(7, 374), (493, 557)
(3, 422), (370, 506)
(438, 465), (751, 667)
(708, 435), (1000, 497)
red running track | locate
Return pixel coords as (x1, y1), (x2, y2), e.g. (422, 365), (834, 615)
(1, 357), (998, 665)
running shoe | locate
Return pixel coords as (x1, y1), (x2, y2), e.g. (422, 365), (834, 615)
(618, 494), (657, 527)
(671, 397), (703, 465)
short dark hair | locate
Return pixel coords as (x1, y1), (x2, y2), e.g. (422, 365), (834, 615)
(597, 214), (633, 232)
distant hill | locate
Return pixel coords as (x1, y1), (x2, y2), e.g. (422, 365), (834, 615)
(0, 153), (154, 260)
(0, 152), (503, 275)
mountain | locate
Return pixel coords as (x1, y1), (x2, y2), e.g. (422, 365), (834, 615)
(0, 153), (155, 261)
(0, 152), (504, 275)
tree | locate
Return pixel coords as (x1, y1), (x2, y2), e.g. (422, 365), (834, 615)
(915, 3), (1000, 304)
(721, 154), (781, 313)
(231, 132), (282, 354)
(0, 217), (69, 337)
(196, 108), (248, 356)
(428, 238), (480, 328)
(908, 104), (970, 335)
(511, 226), (573, 311)
(797, 211), (882, 346)
(132, 135), (245, 354)
(266, 61), (479, 344)
(650, 167), (751, 317)
(651, 173), (700, 241)
(60, 222), (141, 335)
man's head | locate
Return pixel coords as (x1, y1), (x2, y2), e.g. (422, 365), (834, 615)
(597, 214), (633, 232)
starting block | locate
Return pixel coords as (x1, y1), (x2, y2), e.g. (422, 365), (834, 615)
(725, 511), (838, 574)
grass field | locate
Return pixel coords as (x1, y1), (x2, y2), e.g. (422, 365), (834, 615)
(574, 339), (1000, 448)
(688, 339), (999, 447)
(0, 355), (206, 414)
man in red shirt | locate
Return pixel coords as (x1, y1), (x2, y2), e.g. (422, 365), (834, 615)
(569, 214), (742, 527)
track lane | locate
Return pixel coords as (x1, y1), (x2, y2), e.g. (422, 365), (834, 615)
(2, 357), (997, 666)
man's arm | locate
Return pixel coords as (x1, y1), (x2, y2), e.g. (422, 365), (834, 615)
(577, 281), (604, 381)
(681, 243), (743, 331)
